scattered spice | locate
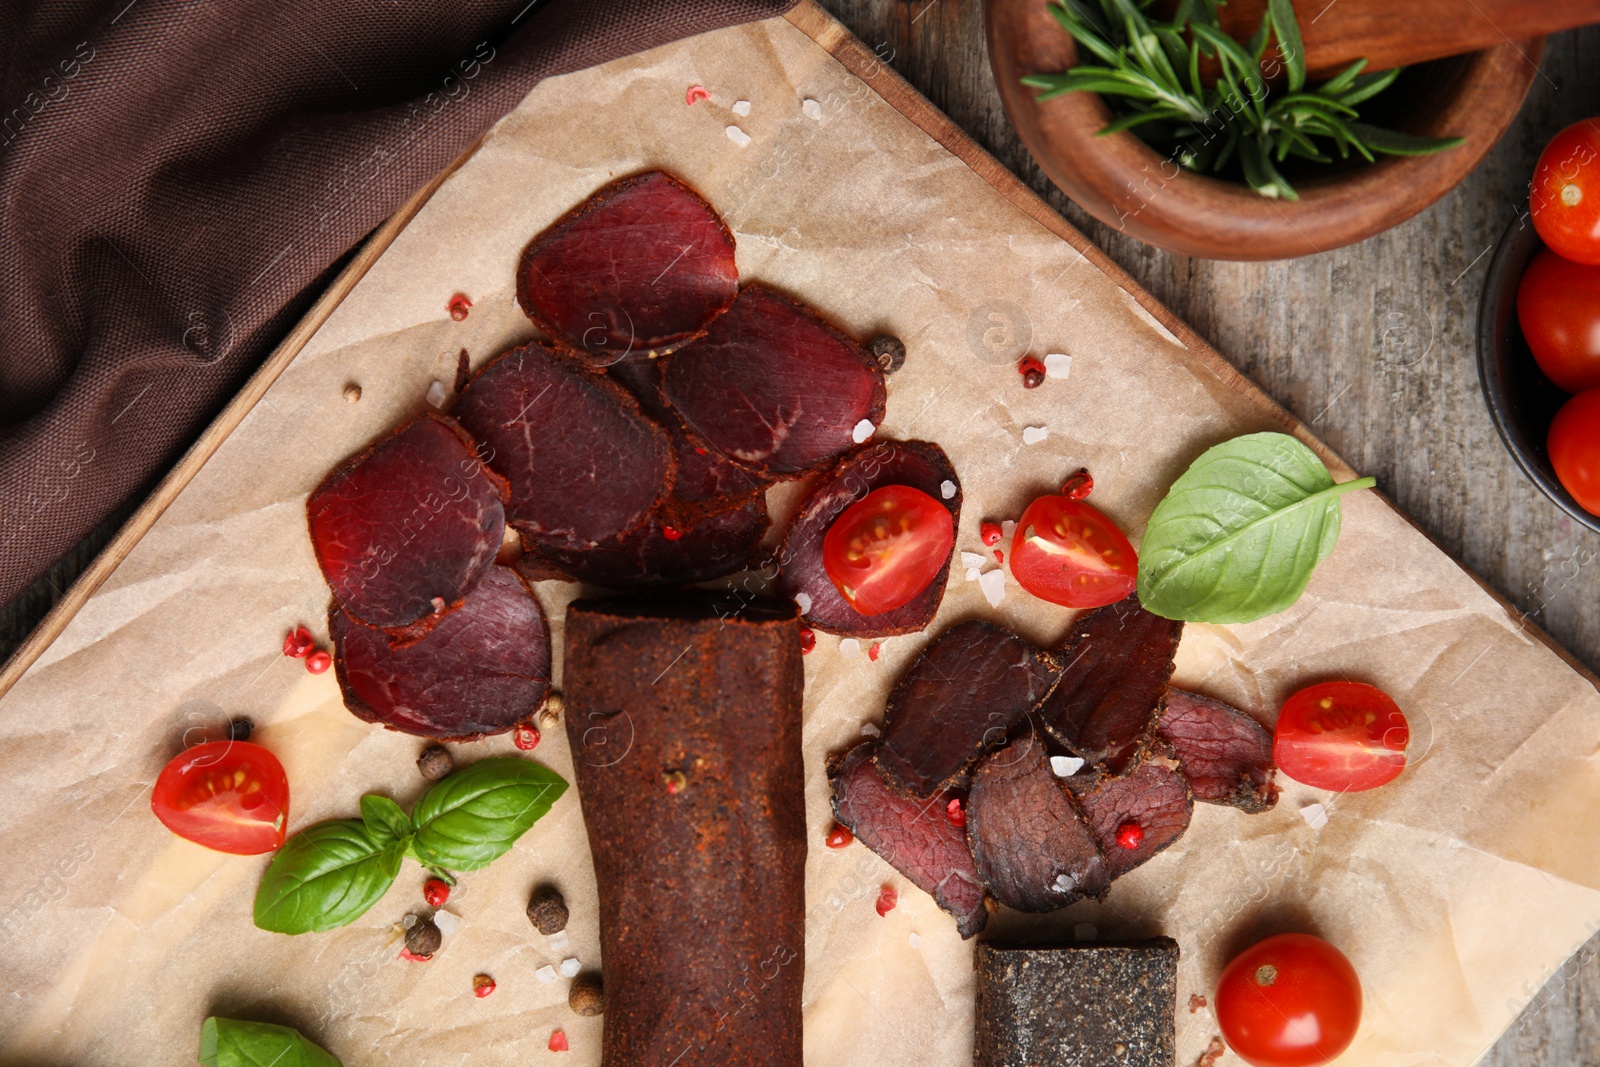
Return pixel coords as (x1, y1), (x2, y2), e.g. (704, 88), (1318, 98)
(513, 722), (541, 751)
(946, 797), (966, 827)
(1062, 468), (1094, 499)
(397, 947), (432, 963)
(661, 768), (688, 794)
(868, 642), (881, 662)
(455, 348), (472, 394)
(448, 293), (473, 321)
(538, 690), (565, 728)
(423, 878), (451, 907)
(527, 886), (569, 935)
(980, 521), (1003, 547)
(1196, 1035), (1227, 1067)
(993, 548), (1005, 564)
(867, 334), (907, 374)
(685, 84), (711, 106)
(661, 525), (684, 541)
(548, 1030), (569, 1052)
(1018, 355), (1046, 388)
(405, 915), (442, 957)
(799, 626), (816, 655)
(472, 973), (496, 998)
(282, 626), (314, 658)
(226, 718), (254, 743)
(305, 650), (332, 675)
(825, 824), (854, 849)
(569, 974), (606, 1016)
(417, 744), (454, 781)
(875, 884), (899, 917)
(1115, 821), (1145, 850)
(1188, 993), (1208, 1013)
(342, 383), (362, 404)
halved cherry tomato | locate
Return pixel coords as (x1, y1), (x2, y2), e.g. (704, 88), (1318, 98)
(1549, 389), (1600, 517)
(1216, 933), (1362, 1067)
(1274, 681), (1408, 792)
(1009, 472), (1137, 608)
(822, 484), (954, 615)
(151, 740), (290, 855)
(1531, 118), (1600, 266)
(1517, 248), (1600, 394)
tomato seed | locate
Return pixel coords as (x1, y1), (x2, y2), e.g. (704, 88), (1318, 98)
(826, 824), (854, 849)
(305, 650), (332, 674)
(473, 974), (496, 998)
(875, 884), (898, 916)
(282, 626), (314, 658)
(513, 723), (541, 751)
(423, 878), (451, 907)
(1115, 821), (1144, 850)
(980, 521), (1003, 546)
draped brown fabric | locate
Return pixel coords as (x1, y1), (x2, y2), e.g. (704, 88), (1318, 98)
(0, 0), (796, 604)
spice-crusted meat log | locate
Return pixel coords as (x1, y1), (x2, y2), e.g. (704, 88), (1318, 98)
(564, 592), (805, 1067)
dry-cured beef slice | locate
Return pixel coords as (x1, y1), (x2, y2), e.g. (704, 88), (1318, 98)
(1071, 757), (1193, 882)
(563, 592), (805, 1067)
(662, 284), (887, 478)
(966, 733), (1109, 912)
(608, 356), (764, 503)
(829, 743), (988, 939)
(778, 440), (961, 638)
(1158, 689), (1279, 813)
(331, 565), (551, 741)
(1035, 596), (1183, 775)
(873, 621), (1060, 799)
(307, 413), (506, 631)
(517, 172), (738, 364)
(453, 342), (672, 552)
(514, 495), (769, 589)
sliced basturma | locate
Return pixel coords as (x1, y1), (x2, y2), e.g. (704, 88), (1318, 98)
(663, 285), (887, 478)
(453, 342), (673, 552)
(307, 413), (506, 631)
(564, 593), (804, 1067)
(1072, 757), (1193, 882)
(873, 621), (1059, 799)
(516, 172), (738, 363)
(779, 440), (961, 637)
(331, 565), (551, 740)
(966, 733), (1108, 912)
(1035, 595), (1183, 774)
(609, 356), (764, 503)
(1158, 689), (1279, 812)
(829, 744), (988, 939)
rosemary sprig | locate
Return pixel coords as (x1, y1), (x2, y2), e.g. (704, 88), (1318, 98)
(1021, 0), (1464, 200)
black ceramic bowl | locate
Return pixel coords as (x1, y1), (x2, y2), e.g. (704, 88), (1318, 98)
(1476, 218), (1600, 534)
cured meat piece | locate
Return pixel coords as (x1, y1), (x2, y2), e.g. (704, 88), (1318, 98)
(873, 621), (1060, 799)
(563, 593), (805, 1067)
(662, 285), (887, 478)
(1072, 757), (1193, 881)
(515, 495), (769, 589)
(307, 413), (506, 631)
(453, 342), (672, 552)
(829, 743), (988, 939)
(517, 172), (738, 363)
(1158, 689), (1279, 812)
(966, 733), (1108, 912)
(779, 440), (961, 637)
(1035, 596), (1183, 774)
(331, 565), (551, 740)
(609, 356), (764, 503)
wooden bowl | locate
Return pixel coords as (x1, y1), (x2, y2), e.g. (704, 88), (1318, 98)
(985, 0), (1543, 260)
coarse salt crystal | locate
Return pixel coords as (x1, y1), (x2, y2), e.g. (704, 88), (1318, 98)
(1300, 803), (1328, 830)
(840, 638), (861, 657)
(560, 957), (581, 978)
(726, 125), (752, 147)
(1022, 426), (1049, 445)
(794, 592), (812, 614)
(548, 929), (570, 953)
(1001, 519), (1016, 540)
(960, 551), (988, 570)
(908, 932), (922, 948)
(965, 567), (982, 582)
(432, 910), (461, 938)
(802, 98), (823, 121)
(425, 380), (447, 408)
(979, 569), (1006, 607)
(940, 479), (957, 500)
(535, 965), (559, 984)
(732, 99), (751, 116)
(1050, 755), (1085, 777)
(1074, 923), (1097, 941)
(1044, 352), (1073, 378)
(852, 418), (875, 443)
(860, 721), (882, 738)
(1052, 873), (1077, 893)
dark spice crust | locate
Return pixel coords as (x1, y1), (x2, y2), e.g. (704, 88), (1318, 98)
(563, 592), (805, 1067)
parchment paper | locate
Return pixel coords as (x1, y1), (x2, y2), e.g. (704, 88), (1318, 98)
(3, 12), (1599, 1067)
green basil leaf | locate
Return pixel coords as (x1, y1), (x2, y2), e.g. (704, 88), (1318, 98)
(253, 819), (402, 934)
(410, 757), (568, 872)
(1136, 432), (1375, 623)
(200, 1017), (342, 1067)
(360, 794), (413, 849)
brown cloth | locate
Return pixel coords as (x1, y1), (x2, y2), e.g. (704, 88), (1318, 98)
(0, 0), (795, 606)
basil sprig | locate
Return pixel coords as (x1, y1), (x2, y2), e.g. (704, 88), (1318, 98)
(200, 1017), (341, 1067)
(1136, 432), (1375, 623)
(254, 757), (567, 935)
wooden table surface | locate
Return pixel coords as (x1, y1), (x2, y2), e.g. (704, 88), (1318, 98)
(2, 1), (1597, 1062)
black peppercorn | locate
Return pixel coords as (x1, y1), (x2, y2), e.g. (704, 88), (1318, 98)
(417, 745), (453, 781)
(226, 718), (254, 743)
(527, 886), (569, 935)
(569, 973), (605, 1016)
(868, 334), (906, 375)
(406, 915), (442, 957)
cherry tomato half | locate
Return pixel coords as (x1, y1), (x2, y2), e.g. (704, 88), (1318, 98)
(1516, 248), (1600, 394)
(1216, 933), (1362, 1067)
(151, 740), (290, 855)
(1274, 681), (1408, 792)
(822, 484), (955, 615)
(1531, 118), (1600, 266)
(1010, 492), (1137, 608)
(1550, 389), (1600, 517)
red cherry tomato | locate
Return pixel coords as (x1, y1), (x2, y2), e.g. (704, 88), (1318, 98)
(822, 485), (954, 615)
(1009, 475), (1137, 608)
(1216, 933), (1362, 1067)
(1550, 389), (1600, 517)
(1531, 118), (1600, 265)
(151, 740), (290, 855)
(1274, 681), (1408, 792)
(1517, 248), (1600, 394)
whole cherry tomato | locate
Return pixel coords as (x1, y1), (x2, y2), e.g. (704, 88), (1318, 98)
(151, 740), (290, 855)
(1531, 118), (1600, 265)
(1009, 470), (1137, 608)
(1549, 389), (1600, 517)
(1516, 248), (1600, 394)
(823, 484), (955, 615)
(1274, 681), (1408, 792)
(1216, 933), (1362, 1067)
